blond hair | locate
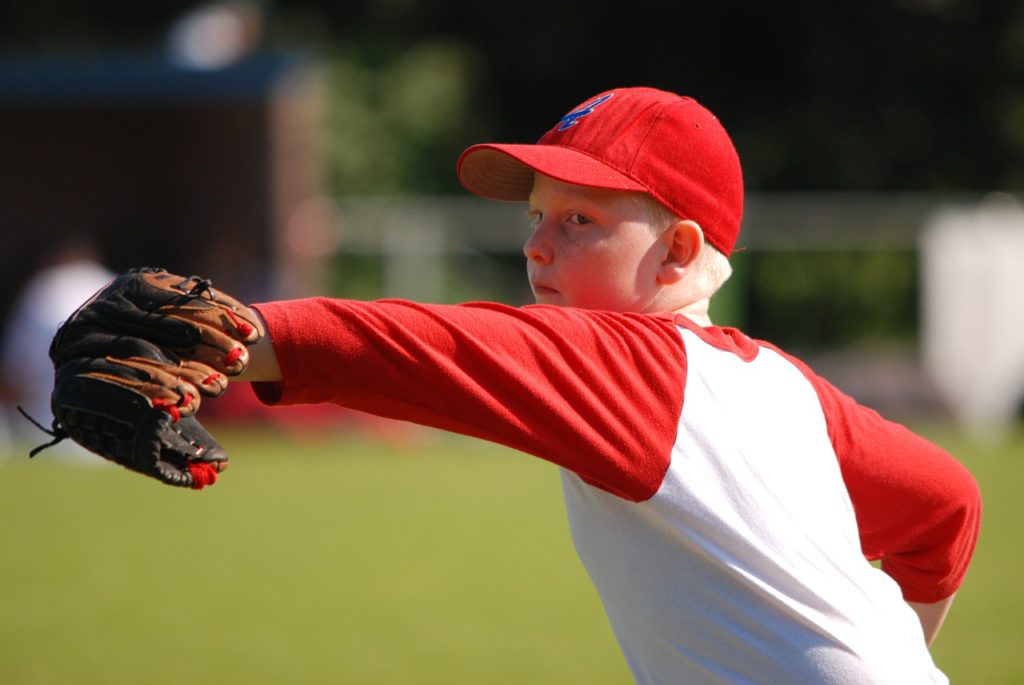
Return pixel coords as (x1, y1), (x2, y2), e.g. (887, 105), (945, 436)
(634, 193), (733, 299)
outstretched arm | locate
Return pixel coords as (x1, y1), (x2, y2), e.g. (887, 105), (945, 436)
(227, 297), (689, 502)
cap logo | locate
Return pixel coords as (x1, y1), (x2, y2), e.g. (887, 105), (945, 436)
(556, 93), (614, 131)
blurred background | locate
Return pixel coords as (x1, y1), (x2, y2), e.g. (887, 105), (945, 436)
(2, 0), (1024, 434)
(2, 2), (1024, 684)
(3, 0), (1024, 439)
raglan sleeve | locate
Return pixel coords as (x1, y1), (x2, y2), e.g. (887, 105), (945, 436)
(797, 363), (982, 603)
(247, 297), (687, 502)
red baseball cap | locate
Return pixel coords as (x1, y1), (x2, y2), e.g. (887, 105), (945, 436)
(457, 87), (744, 256)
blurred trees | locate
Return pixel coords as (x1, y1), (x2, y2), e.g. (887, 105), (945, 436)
(318, 39), (486, 193)
(3, 0), (1023, 195)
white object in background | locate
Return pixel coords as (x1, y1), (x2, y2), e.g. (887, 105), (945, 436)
(920, 194), (1024, 440)
(0, 256), (115, 461)
(166, 1), (264, 70)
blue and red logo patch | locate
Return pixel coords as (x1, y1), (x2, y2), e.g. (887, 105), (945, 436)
(556, 93), (614, 131)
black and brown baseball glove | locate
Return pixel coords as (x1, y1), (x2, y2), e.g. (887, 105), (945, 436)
(26, 267), (264, 489)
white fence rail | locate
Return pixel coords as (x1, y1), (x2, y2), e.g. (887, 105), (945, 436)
(284, 192), (1024, 433)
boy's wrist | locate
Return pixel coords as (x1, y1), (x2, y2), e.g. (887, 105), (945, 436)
(236, 309), (282, 382)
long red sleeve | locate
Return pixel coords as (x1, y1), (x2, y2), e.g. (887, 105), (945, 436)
(775, 346), (982, 602)
(251, 298), (686, 501)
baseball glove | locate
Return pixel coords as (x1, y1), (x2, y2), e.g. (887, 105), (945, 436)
(27, 267), (264, 489)
(50, 266), (264, 375)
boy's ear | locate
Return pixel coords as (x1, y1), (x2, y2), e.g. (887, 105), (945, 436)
(657, 220), (704, 285)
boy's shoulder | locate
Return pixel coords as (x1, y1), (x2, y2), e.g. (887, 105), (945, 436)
(672, 314), (761, 362)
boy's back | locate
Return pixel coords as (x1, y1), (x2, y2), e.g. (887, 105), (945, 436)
(563, 318), (952, 684)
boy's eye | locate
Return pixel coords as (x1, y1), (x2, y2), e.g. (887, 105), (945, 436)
(567, 213), (591, 226)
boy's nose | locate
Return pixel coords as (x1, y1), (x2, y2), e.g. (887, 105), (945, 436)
(523, 227), (552, 264)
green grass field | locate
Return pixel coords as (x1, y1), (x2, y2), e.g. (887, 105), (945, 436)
(0, 421), (1020, 684)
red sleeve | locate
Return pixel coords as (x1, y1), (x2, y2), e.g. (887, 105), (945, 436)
(777, 348), (982, 603)
(249, 298), (686, 502)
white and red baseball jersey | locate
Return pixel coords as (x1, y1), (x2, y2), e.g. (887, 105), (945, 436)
(250, 298), (981, 685)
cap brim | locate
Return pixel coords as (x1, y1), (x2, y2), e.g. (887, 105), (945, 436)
(457, 143), (647, 201)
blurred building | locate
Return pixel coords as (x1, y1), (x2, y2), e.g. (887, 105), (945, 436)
(0, 48), (329, 331)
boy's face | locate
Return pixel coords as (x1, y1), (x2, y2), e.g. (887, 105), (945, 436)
(525, 174), (667, 312)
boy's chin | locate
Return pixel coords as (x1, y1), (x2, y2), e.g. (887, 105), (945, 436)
(532, 292), (564, 306)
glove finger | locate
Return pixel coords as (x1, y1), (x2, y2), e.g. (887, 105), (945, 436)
(167, 414), (228, 467)
(145, 270), (264, 346)
(164, 317), (253, 376)
(116, 355), (226, 399)
(149, 271), (263, 342)
(51, 268), (263, 369)
(48, 333), (228, 396)
(49, 271), (194, 357)
(128, 269), (263, 374)
(178, 359), (228, 396)
(154, 415), (228, 490)
(98, 358), (202, 417)
(139, 410), (190, 486)
(57, 357), (202, 419)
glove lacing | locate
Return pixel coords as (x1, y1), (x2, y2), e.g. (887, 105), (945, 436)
(173, 275), (255, 339)
(16, 405), (69, 457)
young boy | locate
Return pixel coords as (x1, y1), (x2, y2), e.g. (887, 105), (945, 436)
(239, 87), (980, 684)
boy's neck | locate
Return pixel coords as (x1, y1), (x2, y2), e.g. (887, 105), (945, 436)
(672, 298), (713, 328)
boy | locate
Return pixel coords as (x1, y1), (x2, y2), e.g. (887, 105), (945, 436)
(239, 87), (980, 683)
